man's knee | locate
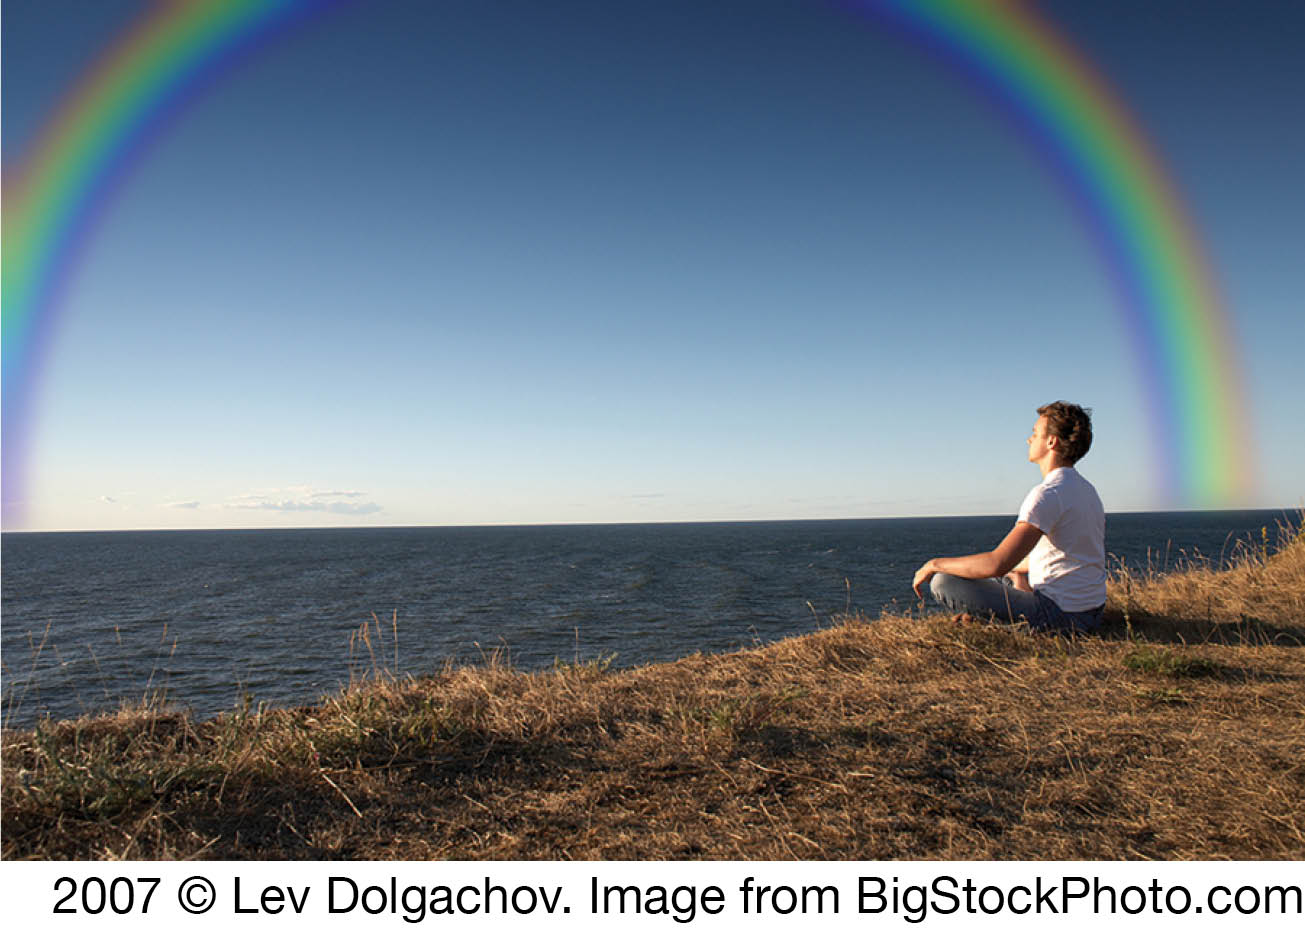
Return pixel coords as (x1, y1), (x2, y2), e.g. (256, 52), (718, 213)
(929, 572), (957, 602)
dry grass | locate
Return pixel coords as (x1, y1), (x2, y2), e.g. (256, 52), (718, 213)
(1107, 519), (1304, 643)
(3, 522), (1303, 860)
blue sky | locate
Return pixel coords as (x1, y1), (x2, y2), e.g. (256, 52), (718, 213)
(3, 0), (1302, 530)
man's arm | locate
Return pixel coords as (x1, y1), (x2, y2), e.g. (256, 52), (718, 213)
(912, 521), (1043, 597)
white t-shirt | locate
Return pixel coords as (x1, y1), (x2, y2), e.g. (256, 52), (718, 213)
(1017, 467), (1106, 612)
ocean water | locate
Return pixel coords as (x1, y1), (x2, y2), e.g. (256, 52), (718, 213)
(2, 510), (1294, 727)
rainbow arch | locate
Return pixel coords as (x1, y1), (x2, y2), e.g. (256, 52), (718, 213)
(1, 0), (1254, 523)
(855, 0), (1253, 507)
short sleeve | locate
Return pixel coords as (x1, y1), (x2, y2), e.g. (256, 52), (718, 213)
(1018, 483), (1062, 534)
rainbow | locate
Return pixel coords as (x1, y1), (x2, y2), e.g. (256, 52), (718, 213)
(853, 0), (1253, 507)
(2, 0), (337, 523)
(2, 0), (1254, 523)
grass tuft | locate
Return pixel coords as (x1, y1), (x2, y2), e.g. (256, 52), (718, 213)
(1121, 645), (1224, 678)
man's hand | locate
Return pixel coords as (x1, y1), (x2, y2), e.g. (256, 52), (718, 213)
(1006, 570), (1033, 592)
(912, 560), (937, 599)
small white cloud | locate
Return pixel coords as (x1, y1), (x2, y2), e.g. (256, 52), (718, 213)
(328, 500), (382, 515)
(225, 488), (382, 516)
(98, 496), (118, 504)
(167, 500), (201, 510)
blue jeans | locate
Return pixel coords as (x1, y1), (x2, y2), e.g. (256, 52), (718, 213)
(928, 573), (1104, 632)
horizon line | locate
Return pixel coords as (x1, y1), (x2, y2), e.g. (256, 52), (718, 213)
(5, 505), (1299, 536)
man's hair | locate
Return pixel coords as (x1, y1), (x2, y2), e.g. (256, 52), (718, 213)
(1037, 401), (1093, 464)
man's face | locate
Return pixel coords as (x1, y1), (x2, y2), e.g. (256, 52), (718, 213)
(1027, 416), (1052, 462)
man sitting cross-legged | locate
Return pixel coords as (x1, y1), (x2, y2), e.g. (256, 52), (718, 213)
(911, 401), (1107, 632)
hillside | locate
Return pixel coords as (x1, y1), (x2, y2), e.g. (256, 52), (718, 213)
(4, 523), (1302, 859)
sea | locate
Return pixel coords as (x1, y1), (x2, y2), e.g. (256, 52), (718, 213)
(2, 509), (1296, 728)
